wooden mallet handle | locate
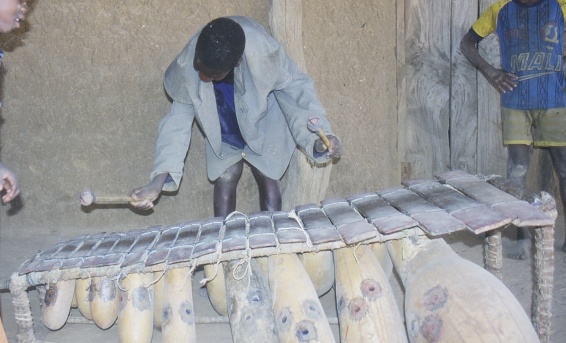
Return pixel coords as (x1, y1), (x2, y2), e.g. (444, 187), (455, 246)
(80, 188), (133, 206)
(307, 116), (331, 149)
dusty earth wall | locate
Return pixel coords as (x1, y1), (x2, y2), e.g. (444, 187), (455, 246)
(0, 0), (397, 250)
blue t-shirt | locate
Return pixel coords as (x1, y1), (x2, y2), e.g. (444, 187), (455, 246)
(212, 71), (325, 158)
(472, 0), (566, 109)
(213, 72), (245, 149)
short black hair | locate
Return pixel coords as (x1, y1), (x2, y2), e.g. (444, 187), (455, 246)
(195, 18), (246, 72)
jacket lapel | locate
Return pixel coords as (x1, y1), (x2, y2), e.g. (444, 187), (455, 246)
(196, 81), (223, 155)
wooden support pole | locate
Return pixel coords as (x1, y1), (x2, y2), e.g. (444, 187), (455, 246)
(484, 229), (503, 280)
(533, 225), (554, 343)
(270, 0), (333, 210)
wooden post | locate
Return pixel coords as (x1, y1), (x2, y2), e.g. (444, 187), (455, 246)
(270, 1), (336, 300)
(533, 224), (554, 343)
(484, 229), (503, 280)
(476, 0), (508, 176)
(270, 0), (332, 210)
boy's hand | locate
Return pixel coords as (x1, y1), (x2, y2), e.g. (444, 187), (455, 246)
(485, 68), (518, 94)
(0, 163), (20, 203)
(315, 134), (342, 159)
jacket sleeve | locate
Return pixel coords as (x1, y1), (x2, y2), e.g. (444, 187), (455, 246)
(271, 47), (334, 164)
(150, 101), (195, 191)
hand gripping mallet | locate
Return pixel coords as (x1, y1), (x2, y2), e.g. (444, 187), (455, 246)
(307, 116), (331, 150)
(80, 188), (134, 206)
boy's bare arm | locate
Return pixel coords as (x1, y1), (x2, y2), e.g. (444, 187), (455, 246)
(460, 32), (517, 94)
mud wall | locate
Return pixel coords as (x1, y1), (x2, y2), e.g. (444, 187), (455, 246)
(0, 1), (397, 248)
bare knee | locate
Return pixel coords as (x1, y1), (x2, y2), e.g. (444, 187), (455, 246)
(213, 162), (244, 216)
(251, 167), (282, 211)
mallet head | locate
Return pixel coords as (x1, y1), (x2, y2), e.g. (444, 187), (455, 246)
(79, 188), (95, 206)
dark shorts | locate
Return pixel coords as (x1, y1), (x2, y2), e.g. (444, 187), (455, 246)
(501, 107), (566, 147)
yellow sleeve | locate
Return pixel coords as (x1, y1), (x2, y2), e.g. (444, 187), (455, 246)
(471, 0), (511, 38)
(559, 0), (566, 25)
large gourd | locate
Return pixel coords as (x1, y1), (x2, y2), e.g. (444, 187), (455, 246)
(152, 273), (165, 331)
(299, 251), (335, 297)
(370, 242), (393, 279)
(268, 254), (335, 342)
(42, 279), (76, 330)
(203, 263), (228, 316)
(224, 259), (278, 342)
(162, 267), (196, 342)
(74, 278), (92, 320)
(387, 236), (540, 342)
(90, 276), (120, 329)
(117, 273), (154, 343)
(334, 245), (407, 342)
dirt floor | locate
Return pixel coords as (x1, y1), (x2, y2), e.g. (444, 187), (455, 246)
(0, 218), (565, 343)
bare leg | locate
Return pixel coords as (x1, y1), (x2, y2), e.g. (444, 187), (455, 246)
(251, 165), (282, 212)
(507, 144), (532, 260)
(549, 146), (566, 252)
(213, 161), (244, 217)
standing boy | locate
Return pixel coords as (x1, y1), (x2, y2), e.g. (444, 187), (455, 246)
(460, 0), (566, 258)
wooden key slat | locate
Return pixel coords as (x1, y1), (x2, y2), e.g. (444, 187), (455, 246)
(222, 214), (248, 252)
(378, 188), (440, 215)
(272, 211), (307, 244)
(248, 212), (277, 249)
(438, 172), (553, 227)
(321, 198), (377, 244)
(192, 218), (223, 259)
(165, 221), (201, 264)
(407, 181), (481, 213)
(347, 193), (419, 234)
(380, 188), (466, 235)
(120, 228), (161, 267)
(408, 181), (512, 233)
(295, 204), (342, 244)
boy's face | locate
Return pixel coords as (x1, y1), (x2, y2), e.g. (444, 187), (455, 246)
(193, 56), (242, 83)
(193, 57), (233, 83)
(0, 0), (26, 33)
(193, 58), (231, 83)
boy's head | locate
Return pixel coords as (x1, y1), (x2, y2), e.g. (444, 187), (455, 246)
(193, 17), (245, 82)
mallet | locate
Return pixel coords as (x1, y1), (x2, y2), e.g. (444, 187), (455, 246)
(307, 116), (331, 150)
(80, 188), (134, 206)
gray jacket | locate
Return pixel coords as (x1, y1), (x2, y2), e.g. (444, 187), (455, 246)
(152, 16), (334, 191)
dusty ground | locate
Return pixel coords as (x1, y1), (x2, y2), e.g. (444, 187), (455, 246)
(0, 218), (565, 343)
